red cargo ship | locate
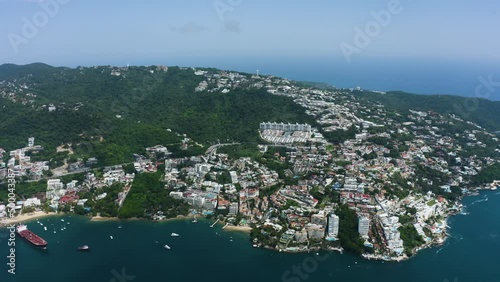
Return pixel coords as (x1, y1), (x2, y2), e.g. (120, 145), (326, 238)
(16, 225), (48, 248)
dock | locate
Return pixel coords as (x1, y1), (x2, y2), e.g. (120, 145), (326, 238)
(222, 223), (229, 229)
(210, 219), (220, 228)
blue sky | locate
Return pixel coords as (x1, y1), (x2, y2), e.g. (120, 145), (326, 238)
(0, 0), (499, 96)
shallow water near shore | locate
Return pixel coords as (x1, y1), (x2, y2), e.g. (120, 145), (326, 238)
(0, 191), (498, 282)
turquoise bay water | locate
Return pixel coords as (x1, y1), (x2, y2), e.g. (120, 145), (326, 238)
(1, 191), (499, 282)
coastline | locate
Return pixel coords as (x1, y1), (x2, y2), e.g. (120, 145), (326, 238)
(90, 216), (120, 222)
(3, 189), (491, 261)
(90, 214), (195, 222)
(250, 190), (493, 262)
(157, 215), (193, 223)
(1, 211), (60, 226)
(223, 225), (252, 233)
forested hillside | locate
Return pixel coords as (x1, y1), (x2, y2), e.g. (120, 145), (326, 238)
(0, 63), (314, 165)
(2, 63), (500, 166)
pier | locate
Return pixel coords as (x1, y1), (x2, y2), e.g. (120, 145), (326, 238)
(222, 223), (229, 229)
(210, 219), (220, 228)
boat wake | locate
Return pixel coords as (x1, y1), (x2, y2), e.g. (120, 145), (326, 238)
(450, 233), (464, 242)
(470, 195), (488, 206)
(458, 206), (469, 216)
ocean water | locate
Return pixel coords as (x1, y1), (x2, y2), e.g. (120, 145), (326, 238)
(1, 191), (499, 282)
(153, 57), (500, 100)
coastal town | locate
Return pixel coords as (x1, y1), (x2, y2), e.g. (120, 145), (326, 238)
(1, 67), (500, 261)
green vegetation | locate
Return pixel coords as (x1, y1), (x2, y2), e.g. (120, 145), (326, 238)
(218, 143), (261, 160)
(367, 136), (391, 147)
(282, 199), (299, 209)
(0, 180), (47, 202)
(322, 125), (358, 144)
(355, 90), (500, 133)
(88, 124), (181, 166)
(336, 204), (365, 255)
(89, 183), (124, 217)
(0, 64), (315, 166)
(250, 225), (280, 246)
(472, 162), (500, 185)
(398, 224), (425, 257)
(118, 172), (189, 219)
(398, 214), (414, 225)
(259, 184), (282, 197)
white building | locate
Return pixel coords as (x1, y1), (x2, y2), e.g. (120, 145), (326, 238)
(23, 198), (41, 207)
(306, 224), (325, 240)
(230, 171), (238, 184)
(28, 137), (35, 147)
(328, 214), (340, 238)
(386, 230), (404, 251)
(311, 213), (327, 227)
(229, 202), (239, 215)
(358, 216), (370, 237)
(77, 199), (88, 206)
(96, 193), (108, 200)
(46, 179), (64, 200)
(259, 122), (312, 133)
(66, 180), (79, 190)
(165, 159), (173, 172)
(169, 191), (184, 200)
(0, 204), (6, 218)
(192, 195), (205, 207)
(195, 163), (211, 175)
(47, 179), (64, 190)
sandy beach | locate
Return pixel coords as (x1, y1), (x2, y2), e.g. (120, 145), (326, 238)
(224, 225), (252, 233)
(1, 211), (60, 225)
(90, 216), (120, 222)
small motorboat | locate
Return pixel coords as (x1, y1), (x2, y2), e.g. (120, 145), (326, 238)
(77, 245), (90, 251)
(164, 245), (171, 250)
